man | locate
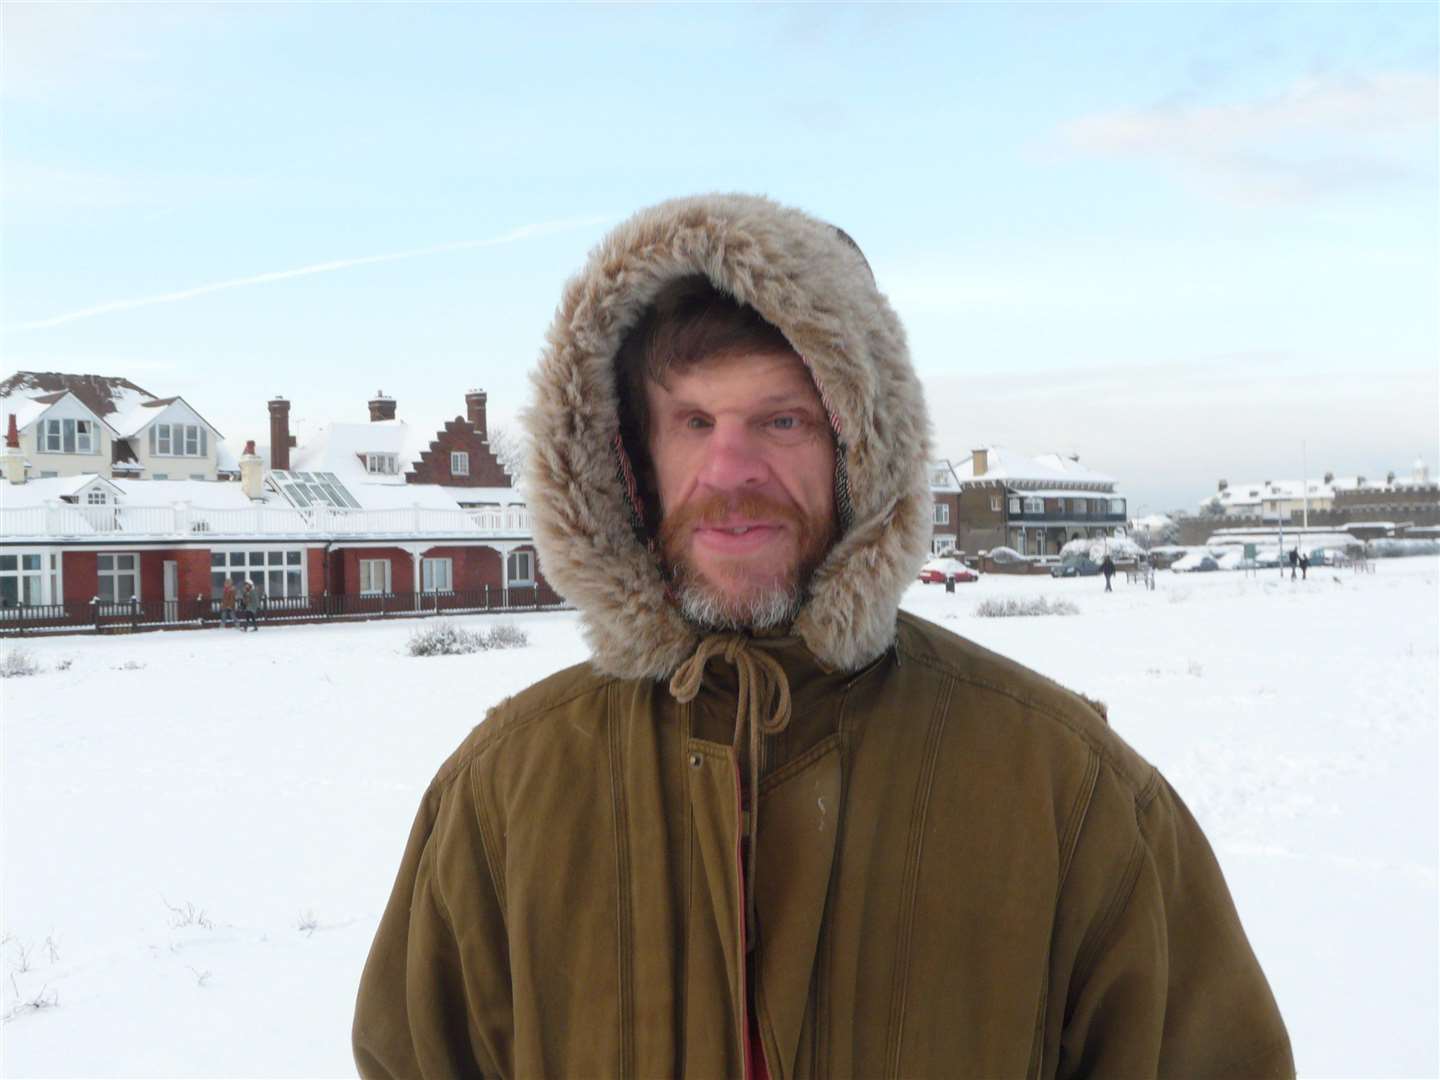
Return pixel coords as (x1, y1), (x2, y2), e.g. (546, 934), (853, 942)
(220, 578), (236, 629)
(354, 195), (1292, 1078)
(1101, 553), (1115, 592)
(238, 581), (259, 632)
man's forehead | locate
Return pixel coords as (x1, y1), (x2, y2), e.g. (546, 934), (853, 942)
(649, 348), (821, 399)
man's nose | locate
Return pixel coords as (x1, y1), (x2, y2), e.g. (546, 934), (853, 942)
(698, 424), (770, 491)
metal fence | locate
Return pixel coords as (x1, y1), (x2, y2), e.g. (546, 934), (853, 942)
(0, 584), (570, 637)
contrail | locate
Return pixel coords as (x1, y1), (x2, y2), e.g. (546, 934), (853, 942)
(7, 214), (611, 332)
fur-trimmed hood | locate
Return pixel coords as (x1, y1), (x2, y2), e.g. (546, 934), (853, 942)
(522, 194), (932, 679)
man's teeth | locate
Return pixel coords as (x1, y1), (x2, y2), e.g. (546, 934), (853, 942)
(729, 527), (750, 535)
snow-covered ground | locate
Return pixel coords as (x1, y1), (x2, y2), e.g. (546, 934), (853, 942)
(3, 559), (1437, 1077)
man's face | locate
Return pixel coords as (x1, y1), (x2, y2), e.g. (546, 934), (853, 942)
(645, 349), (837, 629)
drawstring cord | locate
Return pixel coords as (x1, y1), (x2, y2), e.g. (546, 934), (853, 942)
(670, 634), (794, 950)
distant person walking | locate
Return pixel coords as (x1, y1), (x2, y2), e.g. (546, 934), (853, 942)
(1299, 553), (1310, 581)
(239, 581), (260, 632)
(1289, 547), (1299, 580)
(220, 579), (237, 629)
(1101, 554), (1115, 592)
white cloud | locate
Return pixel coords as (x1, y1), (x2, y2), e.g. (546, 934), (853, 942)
(1062, 72), (1438, 204)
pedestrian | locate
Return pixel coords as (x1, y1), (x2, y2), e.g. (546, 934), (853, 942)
(238, 581), (259, 631)
(1299, 553), (1310, 580)
(220, 579), (237, 629)
(1289, 546), (1299, 580)
(1101, 553), (1116, 592)
(354, 195), (1292, 1079)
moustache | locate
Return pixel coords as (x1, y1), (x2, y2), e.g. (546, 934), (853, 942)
(659, 493), (807, 557)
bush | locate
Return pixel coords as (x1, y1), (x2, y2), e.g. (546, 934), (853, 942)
(974, 596), (1079, 618)
(0, 648), (41, 679)
(407, 621), (530, 657)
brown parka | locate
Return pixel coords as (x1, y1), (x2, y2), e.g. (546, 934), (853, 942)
(354, 195), (1293, 1079)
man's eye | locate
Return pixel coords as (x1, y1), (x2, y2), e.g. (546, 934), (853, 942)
(684, 415), (712, 430)
(770, 415), (799, 431)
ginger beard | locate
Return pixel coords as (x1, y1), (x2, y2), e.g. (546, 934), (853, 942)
(659, 491), (836, 631)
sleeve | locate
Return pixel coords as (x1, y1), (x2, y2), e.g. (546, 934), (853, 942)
(353, 761), (513, 1079)
(1059, 772), (1294, 1080)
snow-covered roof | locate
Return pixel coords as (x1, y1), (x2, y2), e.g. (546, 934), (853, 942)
(0, 474), (113, 507)
(0, 396), (54, 433)
(290, 420), (437, 486)
(951, 447), (1116, 487)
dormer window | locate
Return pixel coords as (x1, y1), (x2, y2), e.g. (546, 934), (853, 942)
(151, 423), (207, 458)
(86, 490), (108, 505)
(41, 418), (98, 454)
(366, 453), (399, 475)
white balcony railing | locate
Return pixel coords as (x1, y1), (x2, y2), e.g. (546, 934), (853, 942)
(0, 502), (533, 539)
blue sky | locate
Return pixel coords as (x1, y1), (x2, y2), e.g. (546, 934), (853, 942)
(3, 2), (1436, 511)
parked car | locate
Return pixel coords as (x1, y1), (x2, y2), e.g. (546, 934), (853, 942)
(918, 557), (977, 584)
(1050, 555), (1100, 578)
(1171, 552), (1220, 572)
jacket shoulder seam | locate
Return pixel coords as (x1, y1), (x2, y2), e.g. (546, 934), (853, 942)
(432, 676), (621, 788)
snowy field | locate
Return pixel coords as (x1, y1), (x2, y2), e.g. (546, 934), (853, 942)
(3, 558), (1437, 1078)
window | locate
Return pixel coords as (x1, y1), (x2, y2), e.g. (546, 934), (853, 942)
(190, 474), (206, 481)
(1109, 498), (1125, 515)
(931, 536), (955, 556)
(1008, 497), (1021, 515)
(366, 453), (399, 475)
(507, 550), (534, 585)
(421, 557), (453, 593)
(97, 553), (140, 604)
(1073, 498), (1088, 515)
(1023, 497), (1044, 514)
(933, 503), (950, 526)
(990, 496), (1001, 513)
(40, 418), (98, 455)
(209, 549), (304, 599)
(451, 451), (470, 476)
(358, 559), (391, 595)
(152, 473), (169, 481)
(0, 553), (59, 608)
(86, 490), (108, 505)
(149, 423), (208, 458)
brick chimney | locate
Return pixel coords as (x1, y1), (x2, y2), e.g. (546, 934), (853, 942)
(3, 414), (24, 485)
(972, 448), (988, 477)
(369, 392), (396, 422)
(268, 397), (291, 471)
(465, 389), (488, 439)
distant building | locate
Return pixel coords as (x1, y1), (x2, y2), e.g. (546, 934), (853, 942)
(930, 447), (1128, 557)
(1198, 461), (1438, 526)
(0, 387), (554, 631)
(0, 371), (238, 483)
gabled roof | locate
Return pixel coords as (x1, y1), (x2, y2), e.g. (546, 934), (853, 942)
(108, 394), (224, 439)
(0, 372), (156, 419)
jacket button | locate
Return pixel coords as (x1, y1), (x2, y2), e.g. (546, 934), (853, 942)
(688, 752), (703, 768)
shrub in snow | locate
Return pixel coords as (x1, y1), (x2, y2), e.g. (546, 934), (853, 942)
(407, 621), (530, 657)
(974, 596), (1079, 618)
(485, 624), (529, 649)
(0, 649), (40, 679)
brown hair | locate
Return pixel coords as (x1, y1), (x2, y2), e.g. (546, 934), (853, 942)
(615, 276), (796, 449)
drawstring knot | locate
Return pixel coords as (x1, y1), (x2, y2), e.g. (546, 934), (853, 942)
(670, 634), (794, 949)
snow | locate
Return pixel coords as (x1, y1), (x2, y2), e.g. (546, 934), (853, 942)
(948, 446), (1117, 486)
(3, 560), (1437, 1077)
(1058, 534), (1142, 561)
(290, 420), (443, 488)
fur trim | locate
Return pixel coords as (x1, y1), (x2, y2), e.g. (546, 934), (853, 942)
(522, 194), (933, 678)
